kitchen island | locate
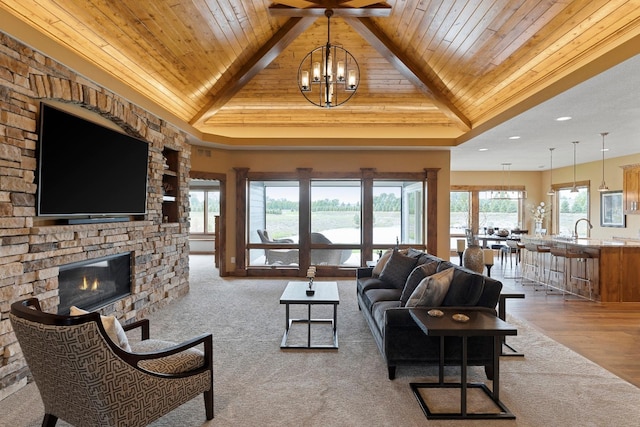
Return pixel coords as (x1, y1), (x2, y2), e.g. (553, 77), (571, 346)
(520, 236), (640, 302)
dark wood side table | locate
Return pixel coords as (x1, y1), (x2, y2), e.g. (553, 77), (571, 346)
(499, 292), (525, 357)
(409, 308), (516, 420)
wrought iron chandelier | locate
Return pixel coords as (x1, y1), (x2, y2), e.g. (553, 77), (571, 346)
(298, 10), (359, 108)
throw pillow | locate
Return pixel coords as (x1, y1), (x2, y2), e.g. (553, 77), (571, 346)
(70, 306), (131, 352)
(378, 249), (419, 289)
(372, 249), (392, 277)
(405, 267), (454, 307)
(441, 269), (485, 307)
(400, 261), (439, 306)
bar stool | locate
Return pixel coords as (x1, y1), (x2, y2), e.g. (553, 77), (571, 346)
(547, 247), (596, 301)
(500, 240), (520, 268)
(566, 250), (596, 301)
(522, 243), (550, 289)
(504, 241), (524, 281)
(547, 246), (569, 294)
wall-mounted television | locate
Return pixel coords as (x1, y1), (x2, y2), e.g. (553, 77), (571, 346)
(36, 103), (149, 219)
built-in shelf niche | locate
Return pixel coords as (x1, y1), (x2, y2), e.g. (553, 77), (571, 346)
(162, 147), (180, 222)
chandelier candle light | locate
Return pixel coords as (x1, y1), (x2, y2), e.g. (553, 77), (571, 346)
(298, 10), (359, 108)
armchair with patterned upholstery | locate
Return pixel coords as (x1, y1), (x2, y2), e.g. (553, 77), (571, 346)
(9, 298), (214, 427)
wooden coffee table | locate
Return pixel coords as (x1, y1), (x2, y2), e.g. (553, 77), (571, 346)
(409, 308), (516, 420)
(279, 281), (339, 349)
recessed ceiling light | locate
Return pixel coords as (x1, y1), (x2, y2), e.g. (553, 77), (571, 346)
(508, 136), (521, 140)
(556, 116), (572, 121)
(601, 148), (610, 152)
(479, 148), (489, 152)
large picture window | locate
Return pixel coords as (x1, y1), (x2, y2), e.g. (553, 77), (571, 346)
(240, 169), (436, 275)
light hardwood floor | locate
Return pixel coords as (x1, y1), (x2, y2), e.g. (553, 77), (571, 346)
(488, 256), (640, 388)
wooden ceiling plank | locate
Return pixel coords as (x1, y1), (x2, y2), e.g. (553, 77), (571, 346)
(190, 16), (317, 127)
(456, 1), (586, 113)
(427, 0), (495, 88)
(401, 0), (434, 45)
(346, 17), (471, 131)
(474, 2), (618, 107)
(465, 1), (640, 121)
(412, 0), (451, 58)
(2, 0), (199, 119)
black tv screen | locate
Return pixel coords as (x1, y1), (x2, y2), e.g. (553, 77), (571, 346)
(36, 103), (149, 217)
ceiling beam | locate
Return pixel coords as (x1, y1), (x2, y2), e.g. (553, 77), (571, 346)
(346, 17), (472, 132)
(190, 17), (316, 127)
(268, 3), (392, 18)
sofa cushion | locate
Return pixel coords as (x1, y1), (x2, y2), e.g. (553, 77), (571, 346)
(437, 260), (457, 272)
(405, 267), (454, 307)
(475, 277), (502, 308)
(441, 268), (485, 307)
(358, 277), (395, 294)
(372, 249), (393, 277)
(400, 261), (439, 306)
(361, 288), (403, 312)
(371, 300), (401, 333)
(378, 250), (419, 289)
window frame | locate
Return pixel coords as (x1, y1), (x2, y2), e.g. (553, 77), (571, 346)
(550, 180), (591, 236)
(236, 168), (439, 276)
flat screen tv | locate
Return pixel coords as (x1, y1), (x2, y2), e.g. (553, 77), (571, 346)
(36, 103), (149, 218)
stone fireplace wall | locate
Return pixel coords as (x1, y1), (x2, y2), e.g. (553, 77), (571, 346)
(0, 31), (191, 400)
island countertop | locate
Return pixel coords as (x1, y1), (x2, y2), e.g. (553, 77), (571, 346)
(521, 235), (640, 248)
(520, 235), (640, 302)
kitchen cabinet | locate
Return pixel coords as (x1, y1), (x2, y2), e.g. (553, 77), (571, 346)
(622, 164), (640, 214)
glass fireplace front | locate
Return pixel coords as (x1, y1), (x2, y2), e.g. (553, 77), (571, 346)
(57, 252), (132, 315)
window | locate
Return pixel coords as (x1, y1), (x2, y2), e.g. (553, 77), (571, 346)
(241, 170), (436, 272)
(247, 181), (300, 266)
(373, 181), (423, 245)
(189, 184), (220, 234)
(449, 187), (524, 251)
(556, 186), (590, 236)
(478, 191), (521, 232)
(310, 180), (361, 266)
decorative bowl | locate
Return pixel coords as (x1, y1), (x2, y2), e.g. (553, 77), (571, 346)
(497, 229), (510, 237)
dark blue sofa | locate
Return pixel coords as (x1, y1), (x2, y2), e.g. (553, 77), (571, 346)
(356, 249), (503, 380)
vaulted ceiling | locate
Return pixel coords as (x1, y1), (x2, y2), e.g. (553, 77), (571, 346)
(2, 0), (640, 152)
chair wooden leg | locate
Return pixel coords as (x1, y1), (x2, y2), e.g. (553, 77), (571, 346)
(204, 390), (214, 420)
(42, 414), (58, 427)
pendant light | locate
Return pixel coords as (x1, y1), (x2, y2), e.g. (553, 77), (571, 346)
(491, 163), (512, 199)
(598, 132), (609, 192)
(547, 148), (555, 196)
(570, 141), (579, 193)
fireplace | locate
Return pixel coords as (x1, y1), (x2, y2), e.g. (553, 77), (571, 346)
(57, 253), (132, 315)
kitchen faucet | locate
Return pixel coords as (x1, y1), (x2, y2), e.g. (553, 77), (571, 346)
(573, 218), (593, 239)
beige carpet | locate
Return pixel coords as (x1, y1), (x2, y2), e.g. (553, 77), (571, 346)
(2, 255), (640, 427)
